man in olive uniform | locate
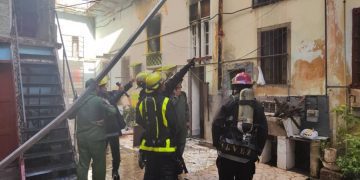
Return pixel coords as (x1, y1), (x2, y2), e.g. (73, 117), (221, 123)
(97, 77), (134, 180)
(72, 79), (117, 180)
(170, 83), (189, 157)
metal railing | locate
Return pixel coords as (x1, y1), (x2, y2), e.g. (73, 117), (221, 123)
(146, 51), (162, 66)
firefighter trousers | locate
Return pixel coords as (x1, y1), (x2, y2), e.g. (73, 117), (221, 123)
(216, 156), (255, 180)
(143, 152), (178, 180)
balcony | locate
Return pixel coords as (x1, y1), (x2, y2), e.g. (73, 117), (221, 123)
(146, 51), (162, 67)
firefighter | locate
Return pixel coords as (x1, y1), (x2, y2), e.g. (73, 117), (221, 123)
(212, 71), (268, 180)
(97, 76), (134, 180)
(72, 78), (117, 180)
(136, 72), (180, 180)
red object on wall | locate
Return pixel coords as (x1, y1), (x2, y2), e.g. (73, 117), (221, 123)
(0, 63), (19, 160)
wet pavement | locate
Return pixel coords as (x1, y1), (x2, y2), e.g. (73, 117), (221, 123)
(90, 134), (308, 180)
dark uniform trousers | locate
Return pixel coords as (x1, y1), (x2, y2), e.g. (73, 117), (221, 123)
(144, 153), (178, 180)
(216, 156), (255, 180)
(107, 136), (121, 173)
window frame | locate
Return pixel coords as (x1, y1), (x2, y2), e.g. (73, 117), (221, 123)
(257, 23), (291, 85)
(189, 0), (212, 59)
(352, 8), (360, 88)
(146, 14), (162, 54)
(63, 35), (84, 59)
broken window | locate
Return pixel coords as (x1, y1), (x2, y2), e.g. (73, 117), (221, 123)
(259, 25), (288, 84)
(190, 0), (211, 58)
(147, 14), (161, 53)
(63, 35), (84, 58)
(146, 14), (161, 66)
(253, 0), (279, 8)
(352, 8), (360, 88)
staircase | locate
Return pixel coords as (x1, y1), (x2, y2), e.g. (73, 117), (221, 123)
(19, 47), (76, 180)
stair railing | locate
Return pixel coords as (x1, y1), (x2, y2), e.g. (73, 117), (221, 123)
(10, 1), (27, 179)
(0, 0), (167, 169)
(55, 11), (79, 162)
(55, 12), (78, 100)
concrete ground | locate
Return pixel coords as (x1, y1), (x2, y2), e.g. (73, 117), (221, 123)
(90, 134), (308, 180)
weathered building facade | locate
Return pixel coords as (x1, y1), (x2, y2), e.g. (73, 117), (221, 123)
(55, 0), (360, 176)
(59, 0), (360, 142)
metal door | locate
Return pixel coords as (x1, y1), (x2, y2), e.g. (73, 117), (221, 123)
(0, 63), (19, 160)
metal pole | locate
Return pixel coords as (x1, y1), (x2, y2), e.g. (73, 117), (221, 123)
(0, 0), (167, 169)
(55, 12), (77, 98)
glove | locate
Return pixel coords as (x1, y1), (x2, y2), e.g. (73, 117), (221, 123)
(189, 58), (195, 67)
(138, 151), (146, 169)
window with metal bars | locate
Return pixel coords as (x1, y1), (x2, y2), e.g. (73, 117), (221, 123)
(259, 26), (288, 84)
(352, 8), (360, 88)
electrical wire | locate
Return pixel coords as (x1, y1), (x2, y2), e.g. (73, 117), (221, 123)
(55, 0), (100, 10)
(96, 0), (135, 28)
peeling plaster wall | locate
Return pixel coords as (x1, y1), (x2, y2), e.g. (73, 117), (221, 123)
(222, 0), (326, 97)
(326, 0), (360, 141)
(0, 0), (11, 38)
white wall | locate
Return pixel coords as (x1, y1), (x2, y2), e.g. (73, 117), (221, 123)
(57, 12), (96, 59)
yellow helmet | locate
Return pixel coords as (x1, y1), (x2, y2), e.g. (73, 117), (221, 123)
(145, 72), (166, 93)
(98, 76), (109, 86)
(136, 71), (150, 88)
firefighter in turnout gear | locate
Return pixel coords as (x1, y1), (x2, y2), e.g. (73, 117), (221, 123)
(135, 60), (194, 172)
(97, 76), (134, 180)
(136, 71), (180, 180)
(212, 71), (268, 180)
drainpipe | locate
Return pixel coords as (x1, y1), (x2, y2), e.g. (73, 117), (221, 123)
(325, 0), (328, 96)
(217, 0), (223, 90)
(343, 0), (350, 110)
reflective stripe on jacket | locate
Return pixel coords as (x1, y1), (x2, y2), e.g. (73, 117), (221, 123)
(138, 96), (176, 153)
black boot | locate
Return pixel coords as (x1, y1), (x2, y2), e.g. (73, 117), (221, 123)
(112, 171), (120, 180)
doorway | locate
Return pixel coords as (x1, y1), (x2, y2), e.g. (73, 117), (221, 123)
(190, 66), (205, 138)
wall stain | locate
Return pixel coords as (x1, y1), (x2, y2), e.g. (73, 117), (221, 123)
(292, 39), (325, 95)
(327, 0), (346, 85)
(134, 0), (168, 21)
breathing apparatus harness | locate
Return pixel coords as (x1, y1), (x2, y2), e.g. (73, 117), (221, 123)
(218, 88), (260, 163)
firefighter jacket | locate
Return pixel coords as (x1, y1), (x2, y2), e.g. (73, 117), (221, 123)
(72, 92), (117, 141)
(212, 94), (268, 162)
(98, 81), (133, 137)
(135, 61), (193, 133)
(136, 93), (179, 153)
